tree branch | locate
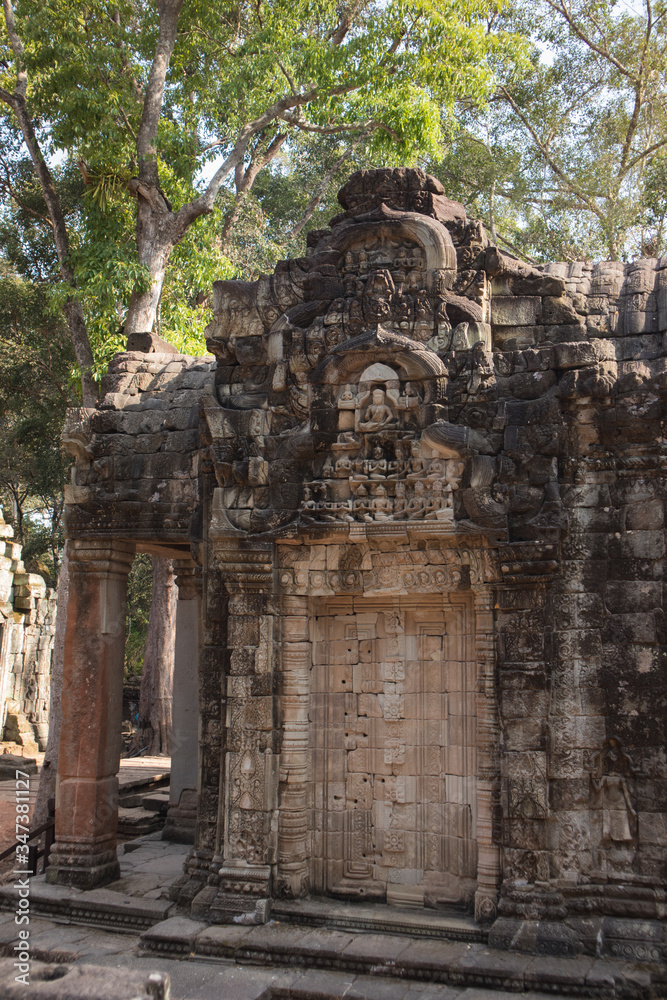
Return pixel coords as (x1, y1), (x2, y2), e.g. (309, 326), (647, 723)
(2, 0), (27, 98)
(172, 81), (361, 234)
(283, 129), (372, 243)
(136, 0), (184, 186)
(221, 131), (287, 243)
(329, 0), (368, 45)
(0, 159), (53, 228)
(626, 135), (667, 171)
(498, 84), (607, 224)
(543, 0), (639, 83)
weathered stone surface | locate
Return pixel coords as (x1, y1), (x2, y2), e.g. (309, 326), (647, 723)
(0, 960), (170, 1000)
(0, 508), (56, 751)
(54, 167), (666, 972)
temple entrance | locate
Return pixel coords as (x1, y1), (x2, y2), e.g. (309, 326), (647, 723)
(310, 595), (477, 909)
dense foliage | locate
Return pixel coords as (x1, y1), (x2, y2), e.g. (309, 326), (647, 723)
(0, 268), (73, 582)
(431, 0), (667, 262)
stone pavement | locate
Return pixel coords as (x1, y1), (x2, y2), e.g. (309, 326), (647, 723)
(0, 836), (663, 999)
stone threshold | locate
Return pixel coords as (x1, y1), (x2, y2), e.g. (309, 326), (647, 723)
(270, 897), (487, 943)
(0, 880), (173, 934)
(140, 917), (658, 999)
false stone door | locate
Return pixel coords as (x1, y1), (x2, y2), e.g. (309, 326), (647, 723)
(309, 595), (478, 908)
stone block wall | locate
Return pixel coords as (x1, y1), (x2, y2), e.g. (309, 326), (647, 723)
(55, 168), (666, 962)
(0, 511), (57, 751)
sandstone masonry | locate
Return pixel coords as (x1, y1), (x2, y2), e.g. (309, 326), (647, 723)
(53, 168), (666, 964)
(0, 509), (56, 752)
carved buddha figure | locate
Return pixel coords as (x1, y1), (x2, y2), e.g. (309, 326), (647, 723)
(406, 439), (427, 481)
(352, 484), (371, 518)
(424, 479), (453, 520)
(394, 480), (407, 516)
(405, 479), (427, 519)
(335, 454), (353, 477)
(364, 484), (393, 522)
(358, 389), (397, 432)
(368, 446), (388, 479)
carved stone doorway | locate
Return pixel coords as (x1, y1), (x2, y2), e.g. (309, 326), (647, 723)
(310, 595), (477, 909)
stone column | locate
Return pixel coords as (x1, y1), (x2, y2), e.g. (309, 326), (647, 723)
(47, 539), (134, 889)
(473, 585), (502, 922)
(276, 595), (311, 898)
(163, 560), (201, 843)
(208, 588), (278, 923)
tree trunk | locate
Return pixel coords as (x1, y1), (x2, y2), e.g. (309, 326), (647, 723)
(123, 194), (174, 335)
(31, 540), (69, 830)
(132, 556), (177, 755)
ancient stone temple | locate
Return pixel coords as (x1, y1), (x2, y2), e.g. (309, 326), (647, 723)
(53, 168), (665, 963)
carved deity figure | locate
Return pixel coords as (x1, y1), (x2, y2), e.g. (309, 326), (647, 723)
(364, 485), (393, 522)
(591, 740), (637, 847)
(405, 479), (428, 519)
(364, 268), (395, 323)
(393, 290), (413, 329)
(399, 382), (420, 409)
(368, 446), (388, 479)
(335, 455), (354, 477)
(593, 774), (636, 846)
(413, 290), (434, 342)
(406, 440), (427, 481)
(451, 321), (471, 351)
(352, 485), (371, 519)
(424, 480), (454, 519)
(338, 385), (357, 407)
(466, 340), (495, 395)
(358, 389), (397, 432)
(394, 480), (407, 516)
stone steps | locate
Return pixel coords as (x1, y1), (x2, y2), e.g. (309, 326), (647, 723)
(271, 897), (486, 943)
(117, 805), (165, 837)
(139, 916), (657, 999)
(0, 880), (173, 934)
(118, 785), (171, 837)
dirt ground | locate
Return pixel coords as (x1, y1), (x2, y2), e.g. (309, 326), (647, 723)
(0, 754), (170, 884)
(0, 751), (41, 884)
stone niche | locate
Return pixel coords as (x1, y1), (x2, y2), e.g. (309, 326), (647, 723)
(55, 167), (666, 964)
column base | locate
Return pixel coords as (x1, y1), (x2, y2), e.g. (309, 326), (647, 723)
(46, 844), (120, 890)
(474, 888), (498, 923)
(207, 864), (272, 924)
(162, 788), (197, 844)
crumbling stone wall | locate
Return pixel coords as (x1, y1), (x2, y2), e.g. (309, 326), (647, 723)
(56, 168), (666, 963)
(0, 511), (57, 752)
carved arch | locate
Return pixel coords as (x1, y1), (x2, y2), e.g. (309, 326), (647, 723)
(328, 204), (457, 290)
(310, 326), (447, 389)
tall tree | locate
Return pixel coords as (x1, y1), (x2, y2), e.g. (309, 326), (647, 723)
(130, 556), (177, 756)
(0, 268), (73, 582)
(2, 0), (522, 351)
(431, 0), (667, 262)
(0, 0), (97, 403)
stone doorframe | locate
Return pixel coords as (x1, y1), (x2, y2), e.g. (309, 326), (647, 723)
(206, 524), (502, 924)
(47, 537), (199, 889)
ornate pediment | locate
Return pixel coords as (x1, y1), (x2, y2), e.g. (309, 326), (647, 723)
(204, 167), (506, 538)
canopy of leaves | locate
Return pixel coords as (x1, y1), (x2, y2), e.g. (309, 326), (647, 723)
(0, 268), (74, 583)
(430, 0), (667, 262)
(0, 0), (524, 357)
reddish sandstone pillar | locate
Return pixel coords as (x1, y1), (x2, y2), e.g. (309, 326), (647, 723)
(47, 539), (135, 889)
